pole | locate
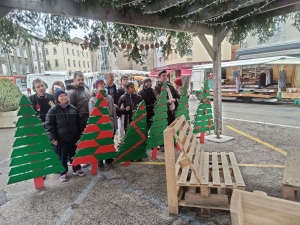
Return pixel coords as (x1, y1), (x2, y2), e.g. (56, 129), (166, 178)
(213, 35), (222, 138)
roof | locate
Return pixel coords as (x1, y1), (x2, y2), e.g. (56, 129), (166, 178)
(192, 56), (296, 70)
(266, 58), (300, 65)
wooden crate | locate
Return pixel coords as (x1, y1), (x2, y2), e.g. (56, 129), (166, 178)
(230, 189), (300, 225)
(164, 116), (246, 216)
(282, 151), (300, 201)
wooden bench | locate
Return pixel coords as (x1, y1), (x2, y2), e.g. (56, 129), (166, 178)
(164, 116), (246, 216)
(231, 189), (300, 225)
(282, 151), (300, 201)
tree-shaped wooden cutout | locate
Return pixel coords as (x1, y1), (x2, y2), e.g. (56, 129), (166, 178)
(113, 101), (147, 165)
(8, 95), (64, 189)
(72, 90), (116, 174)
(145, 82), (168, 159)
(193, 79), (215, 143)
(175, 82), (190, 122)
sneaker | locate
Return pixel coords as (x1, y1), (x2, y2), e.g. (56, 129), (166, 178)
(73, 170), (86, 177)
(98, 161), (104, 168)
(67, 161), (72, 166)
(81, 164), (88, 168)
(60, 174), (69, 182)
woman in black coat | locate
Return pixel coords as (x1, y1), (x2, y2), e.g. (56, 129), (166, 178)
(45, 88), (86, 182)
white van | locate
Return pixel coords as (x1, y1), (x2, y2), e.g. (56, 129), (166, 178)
(27, 71), (71, 95)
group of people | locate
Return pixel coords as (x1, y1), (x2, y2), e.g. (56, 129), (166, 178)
(28, 70), (184, 182)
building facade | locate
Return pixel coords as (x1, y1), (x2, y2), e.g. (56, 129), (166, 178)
(44, 37), (92, 75)
(0, 37), (46, 76)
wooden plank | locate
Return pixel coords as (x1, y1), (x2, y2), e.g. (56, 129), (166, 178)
(178, 121), (189, 143)
(229, 152), (245, 187)
(163, 128), (179, 215)
(283, 151), (300, 187)
(178, 167), (189, 184)
(178, 202), (230, 211)
(189, 146), (202, 184)
(185, 193), (229, 207)
(282, 185), (295, 201)
(221, 152), (233, 186)
(201, 152), (210, 184)
(230, 190), (244, 225)
(212, 152), (220, 186)
(183, 130), (193, 153)
(172, 116), (186, 133)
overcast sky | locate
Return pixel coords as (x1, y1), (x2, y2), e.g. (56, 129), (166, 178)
(70, 28), (86, 39)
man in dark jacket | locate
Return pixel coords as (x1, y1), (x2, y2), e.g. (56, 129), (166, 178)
(154, 70), (180, 125)
(29, 78), (55, 124)
(67, 71), (91, 128)
(104, 72), (118, 105)
(116, 75), (128, 143)
(117, 82), (143, 133)
(138, 78), (156, 130)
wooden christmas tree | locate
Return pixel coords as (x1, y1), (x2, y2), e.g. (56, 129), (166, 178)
(8, 95), (64, 189)
(193, 79), (215, 143)
(145, 82), (168, 158)
(175, 82), (190, 122)
(113, 101), (147, 165)
(72, 90), (117, 174)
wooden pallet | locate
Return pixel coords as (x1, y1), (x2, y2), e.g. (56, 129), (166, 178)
(282, 151), (300, 201)
(231, 189), (300, 225)
(164, 116), (246, 216)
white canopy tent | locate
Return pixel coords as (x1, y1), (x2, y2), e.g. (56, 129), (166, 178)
(112, 70), (150, 76)
(266, 58), (300, 65)
(193, 56), (296, 71)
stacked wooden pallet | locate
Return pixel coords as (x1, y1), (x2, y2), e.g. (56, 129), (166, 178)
(164, 116), (246, 216)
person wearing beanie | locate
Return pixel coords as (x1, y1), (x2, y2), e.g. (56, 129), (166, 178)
(117, 82), (143, 134)
(173, 77), (183, 94)
(154, 70), (180, 125)
(89, 78), (118, 168)
(138, 78), (156, 130)
(45, 87), (86, 182)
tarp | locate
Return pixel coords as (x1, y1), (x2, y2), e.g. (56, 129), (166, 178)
(266, 58), (300, 65)
(192, 56), (296, 71)
(150, 69), (173, 77)
(112, 70), (150, 76)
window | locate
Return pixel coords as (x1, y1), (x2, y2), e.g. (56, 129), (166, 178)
(78, 60), (81, 67)
(142, 66), (147, 71)
(16, 47), (21, 57)
(77, 50), (80, 56)
(83, 61), (85, 68)
(2, 64), (7, 75)
(68, 59), (71, 67)
(55, 59), (59, 67)
(26, 64), (30, 73)
(72, 49), (75, 56)
(23, 49), (28, 58)
(53, 47), (57, 54)
(186, 49), (193, 56)
(82, 51), (84, 57)
(19, 63), (23, 75)
(0, 47), (4, 56)
(87, 61), (90, 68)
(12, 62), (16, 72)
(86, 52), (89, 58)
(39, 52), (42, 60)
(10, 48), (14, 56)
(45, 48), (49, 55)
(66, 48), (69, 55)
(35, 66), (38, 73)
(46, 60), (50, 69)
(73, 60), (76, 67)
(32, 51), (36, 59)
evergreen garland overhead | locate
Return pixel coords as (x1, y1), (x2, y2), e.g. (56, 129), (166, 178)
(0, 0), (299, 63)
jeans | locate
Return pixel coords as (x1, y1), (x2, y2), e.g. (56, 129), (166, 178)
(57, 141), (81, 175)
(167, 110), (176, 126)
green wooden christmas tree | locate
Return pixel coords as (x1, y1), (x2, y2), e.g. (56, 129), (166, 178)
(145, 82), (168, 158)
(113, 101), (147, 164)
(72, 90), (117, 174)
(193, 79), (214, 143)
(175, 82), (190, 122)
(8, 95), (64, 189)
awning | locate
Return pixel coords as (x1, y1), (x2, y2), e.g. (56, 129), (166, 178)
(192, 56), (296, 71)
(149, 69), (173, 77)
(181, 69), (192, 76)
(266, 58), (300, 65)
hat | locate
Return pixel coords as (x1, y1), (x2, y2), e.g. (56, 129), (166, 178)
(158, 70), (167, 77)
(125, 82), (134, 89)
(94, 78), (105, 89)
(143, 78), (151, 84)
(174, 77), (183, 86)
(54, 88), (67, 100)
